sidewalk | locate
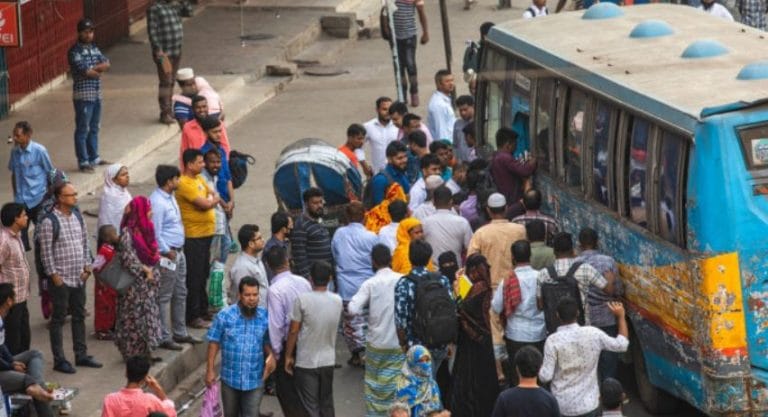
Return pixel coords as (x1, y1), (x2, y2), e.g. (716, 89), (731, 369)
(0, 1), (377, 416)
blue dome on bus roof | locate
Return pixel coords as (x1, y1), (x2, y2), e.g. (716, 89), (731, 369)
(681, 40), (728, 58)
(737, 61), (768, 80)
(629, 20), (674, 38)
(582, 3), (624, 20)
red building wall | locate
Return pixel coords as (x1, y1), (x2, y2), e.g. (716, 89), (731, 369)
(127, 0), (152, 24)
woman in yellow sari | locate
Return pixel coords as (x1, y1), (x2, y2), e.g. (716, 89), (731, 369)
(392, 218), (434, 274)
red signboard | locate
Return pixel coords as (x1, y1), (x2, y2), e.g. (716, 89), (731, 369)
(0, 2), (21, 47)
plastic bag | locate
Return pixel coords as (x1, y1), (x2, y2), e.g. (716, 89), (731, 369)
(200, 384), (222, 417)
(208, 261), (226, 309)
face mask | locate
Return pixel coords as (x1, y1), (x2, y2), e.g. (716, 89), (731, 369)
(412, 358), (432, 377)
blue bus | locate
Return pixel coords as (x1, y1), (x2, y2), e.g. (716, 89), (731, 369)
(477, 4), (768, 415)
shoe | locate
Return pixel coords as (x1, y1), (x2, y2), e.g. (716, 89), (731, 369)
(150, 356), (163, 363)
(79, 166), (95, 173)
(53, 361), (76, 374)
(75, 356), (103, 368)
(174, 335), (203, 344)
(187, 318), (211, 329)
(160, 114), (176, 125)
(96, 160), (111, 166)
(94, 331), (114, 341)
(410, 93), (419, 107)
(159, 340), (183, 351)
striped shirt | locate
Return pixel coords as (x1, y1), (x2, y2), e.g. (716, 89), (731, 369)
(576, 250), (623, 328)
(290, 214), (333, 278)
(38, 208), (90, 288)
(393, 0), (423, 40)
(512, 211), (560, 246)
(0, 228), (29, 302)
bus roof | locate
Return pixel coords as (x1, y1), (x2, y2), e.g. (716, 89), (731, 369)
(487, 4), (768, 132)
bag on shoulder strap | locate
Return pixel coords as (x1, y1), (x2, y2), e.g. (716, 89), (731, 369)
(229, 150), (255, 189)
(540, 261), (584, 334)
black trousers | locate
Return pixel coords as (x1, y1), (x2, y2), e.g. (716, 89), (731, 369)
(294, 366), (335, 417)
(49, 285), (87, 364)
(184, 236), (212, 322)
(504, 338), (545, 386)
(4, 301), (30, 355)
(395, 35), (418, 96)
(275, 353), (310, 417)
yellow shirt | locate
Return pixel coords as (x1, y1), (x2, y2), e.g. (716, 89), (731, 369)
(175, 174), (215, 238)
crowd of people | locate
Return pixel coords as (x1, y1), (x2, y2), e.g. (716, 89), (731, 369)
(0, 0), (691, 416)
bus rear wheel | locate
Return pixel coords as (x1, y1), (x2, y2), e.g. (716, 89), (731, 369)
(632, 337), (681, 414)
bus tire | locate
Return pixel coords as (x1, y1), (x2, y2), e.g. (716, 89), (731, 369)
(632, 337), (680, 415)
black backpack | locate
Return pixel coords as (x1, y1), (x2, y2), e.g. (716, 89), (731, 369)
(362, 170), (395, 210)
(406, 272), (457, 348)
(541, 262), (585, 334)
(229, 150), (255, 189)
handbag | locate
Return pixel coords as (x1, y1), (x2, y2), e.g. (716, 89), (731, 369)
(96, 257), (136, 295)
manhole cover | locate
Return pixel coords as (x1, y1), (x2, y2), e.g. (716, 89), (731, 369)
(240, 33), (274, 41)
(303, 65), (349, 76)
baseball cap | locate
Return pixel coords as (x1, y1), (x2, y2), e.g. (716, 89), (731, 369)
(77, 18), (95, 32)
(487, 192), (507, 208)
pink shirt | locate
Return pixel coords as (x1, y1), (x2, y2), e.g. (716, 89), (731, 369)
(179, 119), (231, 168)
(101, 388), (176, 417)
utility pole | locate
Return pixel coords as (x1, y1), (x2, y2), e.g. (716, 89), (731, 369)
(438, 0), (455, 101)
(385, 0), (404, 102)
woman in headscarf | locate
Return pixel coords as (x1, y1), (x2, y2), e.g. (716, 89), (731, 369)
(97, 164), (131, 228)
(392, 218), (433, 274)
(94, 164), (131, 340)
(449, 254), (501, 417)
(115, 196), (163, 361)
(395, 345), (443, 417)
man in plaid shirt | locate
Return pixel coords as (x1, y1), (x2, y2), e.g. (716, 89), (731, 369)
(38, 183), (102, 374)
(148, 0), (193, 124)
(67, 19), (110, 173)
(206, 276), (276, 417)
(511, 189), (560, 246)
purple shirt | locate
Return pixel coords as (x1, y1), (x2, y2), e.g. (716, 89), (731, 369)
(267, 270), (312, 358)
(490, 151), (536, 203)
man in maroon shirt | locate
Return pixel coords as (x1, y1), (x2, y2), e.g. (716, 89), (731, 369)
(490, 127), (536, 216)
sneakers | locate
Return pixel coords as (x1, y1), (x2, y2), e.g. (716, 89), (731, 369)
(410, 93), (419, 107)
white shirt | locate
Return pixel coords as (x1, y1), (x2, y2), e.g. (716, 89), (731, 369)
(378, 222), (399, 252)
(698, 2), (734, 21)
(412, 202), (436, 222)
(491, 265), (546, 342)
(427, 91), (456, 141)
(422, 209), (472, 266)
(539, 323), (629, 416)
(408, 178), (428, 211)
(522, 4), (548, 18)
(228, 252), (268, 307)
(348, 267), (403, 349)
(364, 117), (399, 173)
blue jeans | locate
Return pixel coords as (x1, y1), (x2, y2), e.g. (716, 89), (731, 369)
(221, 382), (264, 417)
(73, 99), (101, 167)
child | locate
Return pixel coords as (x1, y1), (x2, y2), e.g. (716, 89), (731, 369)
(92, 225), (119, 341)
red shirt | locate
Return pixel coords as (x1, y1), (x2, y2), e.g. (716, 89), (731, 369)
(179, 119), (231, 168)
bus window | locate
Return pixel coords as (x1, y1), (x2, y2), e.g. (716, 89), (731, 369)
(534, 78), (555, 173)
(628, 118), (651, 228)
(510, 61), (532, 157)
(482, 50), (507, 150)
(592, 101), (613, 207)
(658, 132), (685, 246)
(565, 88), (587, 188)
